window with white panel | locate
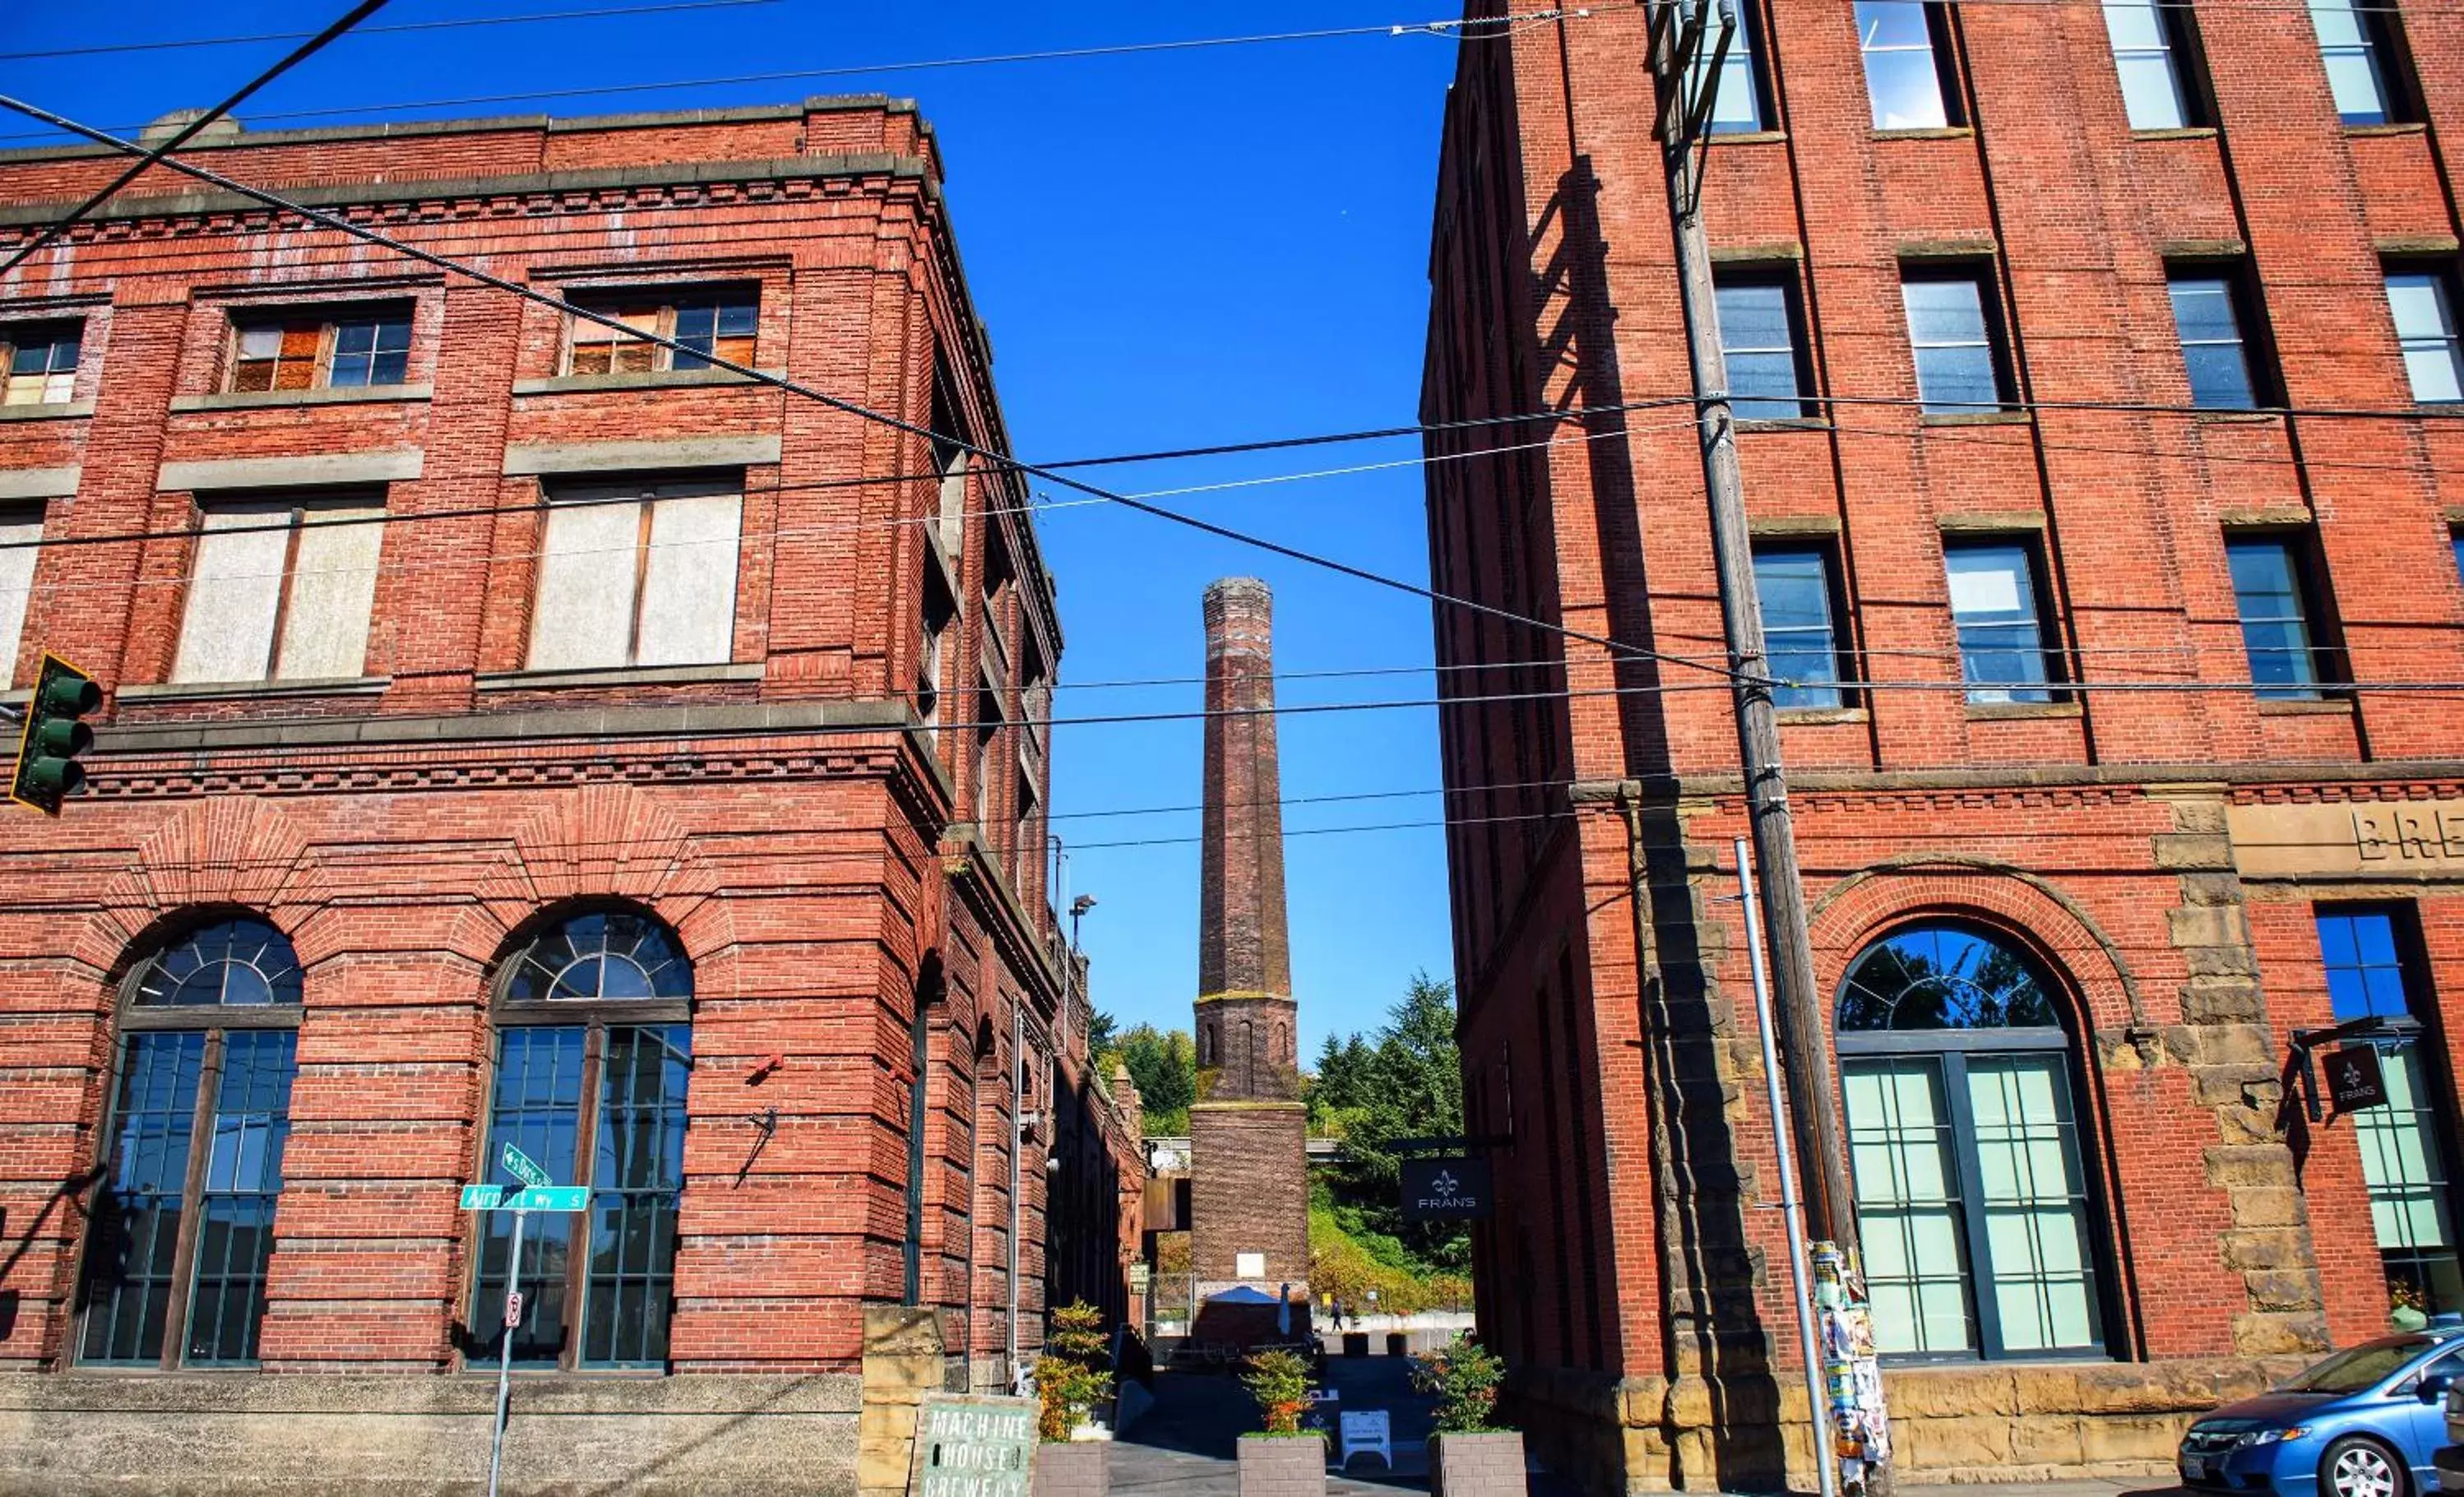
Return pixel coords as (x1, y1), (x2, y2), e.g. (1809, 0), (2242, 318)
(527, 476), (741, 671)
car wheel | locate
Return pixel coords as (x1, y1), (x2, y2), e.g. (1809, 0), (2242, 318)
(2323, 1436), (2408, 1497)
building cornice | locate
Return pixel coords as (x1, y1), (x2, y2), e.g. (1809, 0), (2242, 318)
(1566, 761), (2464, 801)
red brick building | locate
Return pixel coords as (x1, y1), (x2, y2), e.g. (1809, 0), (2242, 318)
(0, 100), (1137, 1492)
(1422, 2), (2464, 1490)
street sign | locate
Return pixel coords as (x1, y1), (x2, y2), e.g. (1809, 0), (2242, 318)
(461, 1184), (588, 1212)
(2327, 1045), (2389, 1112)
(1400, 1155), (1494, 1221)
(501, 1143), (550, 1188)
(1128, 1262), (1151, 1292)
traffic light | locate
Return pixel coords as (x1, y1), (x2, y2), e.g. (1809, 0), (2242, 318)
(11, 654), (100, 816)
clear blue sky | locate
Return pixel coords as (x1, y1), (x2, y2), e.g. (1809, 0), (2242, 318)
(2, 0), (1468, 1052)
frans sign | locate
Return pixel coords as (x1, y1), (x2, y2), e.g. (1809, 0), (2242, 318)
(908, 1393), (1035, 1497)
(2326, 1045), (2389, 1113)
(1400, 1156), (1493, 1222)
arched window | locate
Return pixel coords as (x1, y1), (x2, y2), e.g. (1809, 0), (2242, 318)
(1836, 922), (2109, 1360)
(81, 916), (303, 1367)
(476, 907), (691, 1370)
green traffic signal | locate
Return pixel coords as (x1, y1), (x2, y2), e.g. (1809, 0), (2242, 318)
(12, 653), (100, 817)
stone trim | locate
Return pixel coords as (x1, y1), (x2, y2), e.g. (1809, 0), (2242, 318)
(511, 368), (779, 396)
(1938, 510), (2048, 532)
(118, 675), (389, 703)
(160, 451), (421, 490)
(475, 662), (764, 691)
(1745, 513), (1841, 535)
(95, 696), (909, 755)
(1568, 759), (2464, 798)
(168, 384), (431, 413)
(0, 466), (80, 500)
(0, 400), (93, 423)
(503, 434), (780, 475)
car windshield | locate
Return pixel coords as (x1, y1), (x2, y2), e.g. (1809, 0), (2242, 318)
(2276, 1340), (2436, 1394)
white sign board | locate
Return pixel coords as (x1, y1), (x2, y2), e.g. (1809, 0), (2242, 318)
(1338, 1410), (1392, 1469)
(1234, 1252), (1266, 1278)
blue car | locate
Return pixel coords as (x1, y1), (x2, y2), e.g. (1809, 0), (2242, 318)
(2179, 1330), (2464, 1497)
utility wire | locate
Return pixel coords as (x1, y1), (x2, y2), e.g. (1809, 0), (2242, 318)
(0, 0), (391, 278)
(0, 0), (779, 62)
(0, 98), (1758, 692)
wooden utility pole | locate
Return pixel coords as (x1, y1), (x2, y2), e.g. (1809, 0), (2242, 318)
(1639, 3), (1891, 1491)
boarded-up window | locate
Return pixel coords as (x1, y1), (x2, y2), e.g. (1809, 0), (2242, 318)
(2, 322), (81, 406)
(171, 498), (385, 683)
(527, 477), (742, 671)
(229, 308), (410, 392)
(0, 507), (41, 685)
(566, 289), (757, 376)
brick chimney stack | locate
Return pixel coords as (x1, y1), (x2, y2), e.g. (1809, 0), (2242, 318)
(1189, 578), (1310, 1295)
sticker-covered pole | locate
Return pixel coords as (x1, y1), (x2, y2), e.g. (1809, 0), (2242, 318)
(486, 1207), (527, 1497)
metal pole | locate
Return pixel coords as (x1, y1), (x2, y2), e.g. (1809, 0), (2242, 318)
(486, 1207), (527, 1497)
(1739, 840), (1836, 1497)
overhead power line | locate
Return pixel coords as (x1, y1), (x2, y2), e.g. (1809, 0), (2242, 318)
(0, 96), (1758, 692)
(0, 0), (391, 278)
(0, 0), (779, 63)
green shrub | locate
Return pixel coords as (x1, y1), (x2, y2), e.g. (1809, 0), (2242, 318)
(1241, 1347), (1315, 1437)
(1410, 1332), (1510, 1434)
(1032, 1301), (1114, 1444)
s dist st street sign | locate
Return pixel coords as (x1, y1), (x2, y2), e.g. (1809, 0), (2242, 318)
(1400, 1156), (1494, 1222)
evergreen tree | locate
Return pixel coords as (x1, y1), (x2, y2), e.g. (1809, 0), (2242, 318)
(1114, 1023), (1196, 1134)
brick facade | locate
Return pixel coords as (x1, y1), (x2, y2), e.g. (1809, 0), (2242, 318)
(1422, 2), (2464, 1491)
(0, 100), (1136, 1495)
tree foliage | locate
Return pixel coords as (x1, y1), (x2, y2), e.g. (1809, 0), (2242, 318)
(1114, 1023), (1196, 1135)
(1304, 972), (1469, 1277)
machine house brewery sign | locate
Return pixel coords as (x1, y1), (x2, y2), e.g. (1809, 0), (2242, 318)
(1401, 1156), (1494, 1221)
(909, 1395), (1035, 1497)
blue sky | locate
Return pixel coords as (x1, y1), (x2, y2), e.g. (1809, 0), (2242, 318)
(1, 1), (1468, 1051)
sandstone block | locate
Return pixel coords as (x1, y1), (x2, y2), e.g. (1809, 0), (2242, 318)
(1901, 1413), (2015, 1469)
(2077, 1414), (2187, 1463)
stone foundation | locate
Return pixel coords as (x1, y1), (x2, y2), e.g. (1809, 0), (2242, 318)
(0, 1370), (859, 1496)
(1507, 1356), (2309, 1495)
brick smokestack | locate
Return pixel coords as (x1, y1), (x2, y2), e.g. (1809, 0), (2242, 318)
(1189, 577), (1310, 1295)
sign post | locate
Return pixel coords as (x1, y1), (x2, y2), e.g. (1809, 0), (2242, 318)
(467, 1142), (566, 1497)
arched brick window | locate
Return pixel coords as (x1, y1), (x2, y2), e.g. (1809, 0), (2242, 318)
(475, 906), (691, 1370)
(1835, 921), (2110, 1360)
(80, 915), (303, 1367)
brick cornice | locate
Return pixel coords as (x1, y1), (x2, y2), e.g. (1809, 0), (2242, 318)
(1568, 759), (2464, 799)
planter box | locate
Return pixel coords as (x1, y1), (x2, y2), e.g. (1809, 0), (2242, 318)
(1340, 1332), (1369, 1358)
(1035, 1439), (1109, 1497)
(1429, 1430), (1526, 1497)
(1238, 1434), (1327, 1497)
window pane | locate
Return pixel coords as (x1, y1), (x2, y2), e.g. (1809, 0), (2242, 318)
(584, 1024), (690, 1367)
(1691, 9), (1766, 132)
(2169, 277), (2259, 408)
(1, 324), (79, 406)
(81, 1031), (206, 1365)
(1716, 280), (1805, 419)
(1859, 2), (1950, 129)
(185, 1030), (296, 1365)
(2309, 0), (2391, 123)
(1947, 543), (2051, 702)
(276, 505), (384, 679)
(2388, 273), (2464, 404)
(0, 511), (39, 686)
(2104, 2), (2191, 129)
(172, 504), (290, 684)
(1753, 548), (1843, 708)
(528, 496), (641, 670)
(2225, 538), (2321, 697)
(1905, 277), (2004, 411)
(633, 489), (742, 666)
(477, 1027), (586, 1365)
(1845, 1059), (1975, 1354)
(1969, 1055), (2102, 1352)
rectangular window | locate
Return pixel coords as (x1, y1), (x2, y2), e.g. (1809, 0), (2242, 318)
(171, 497), (385, 684)
(1753, 545), (1847, 709)
(229, 308), (410, 392)
(1714, 273), (1812, 419)
(1844, 1059), (1974, 1354)
(1945, 540), (2054, 703)
(567, 288), (757, 376)
(0, 507), (40, 688)
(1902, 268), (2012, 414)
(2101, 0), (2203, 129)
(583, 1025), (690, 1366)
(2167, 269), (2271, 410)
(920, 572), (956, 735)
(2387, 267), (2464, 405)
(2316, 909), (2462, 1314)
(475, 1027), (584, 1366)
(2225, 535), (2328, 698)
(526, 478), (742, 671)
(1858, 2), (1960, 130)
(1690, 2), (1770, 133)
(973, 687), (1003, 821)
(2308, 0), (2413, 125)
(2, 319), (81, 406)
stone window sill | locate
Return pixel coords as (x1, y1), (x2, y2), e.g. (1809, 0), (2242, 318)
(1776, 706), (1868, 725)
(1966, 700), (2082, 721)
(511, 368), (782, 396)
(2192, 410), (2284, 424)
(0, 400), (94, 422)
(2130, 126), (2219, 141)
(1920, 410), (2031, 427)
(475, 662), (762, 692)
(2256, 696), (2353, 716)
(2346, 122), (2427, 137)
(1708, 130), (1788, 146)
(1874, 126), (1973, 141)
(118, 675), (391, 702)
(1735, 416), (1832, 433)
(169, 385), (432, 414)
